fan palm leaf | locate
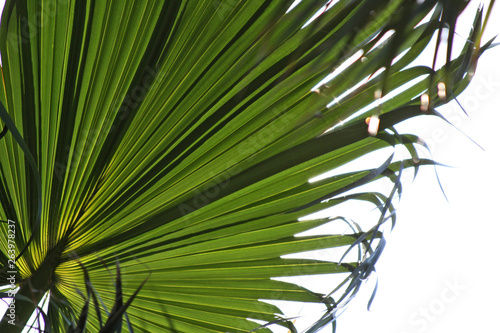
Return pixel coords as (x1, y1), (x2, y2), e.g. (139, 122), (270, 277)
(0, 0), (494, 332)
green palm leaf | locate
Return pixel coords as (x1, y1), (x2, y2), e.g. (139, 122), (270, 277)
(0, 0), (493, 332)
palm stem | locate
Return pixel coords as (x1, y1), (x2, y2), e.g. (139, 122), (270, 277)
(0, 244), (63, 332)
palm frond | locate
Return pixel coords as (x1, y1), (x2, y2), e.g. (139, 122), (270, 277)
(0, 0), (493, 332)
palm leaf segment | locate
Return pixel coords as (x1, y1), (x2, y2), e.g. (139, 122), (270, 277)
(0, 0), (492, 332)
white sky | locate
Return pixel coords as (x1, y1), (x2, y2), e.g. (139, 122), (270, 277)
(335, 2), (500, 333)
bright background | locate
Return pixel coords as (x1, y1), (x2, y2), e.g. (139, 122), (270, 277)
(336, 2), (500, 333)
